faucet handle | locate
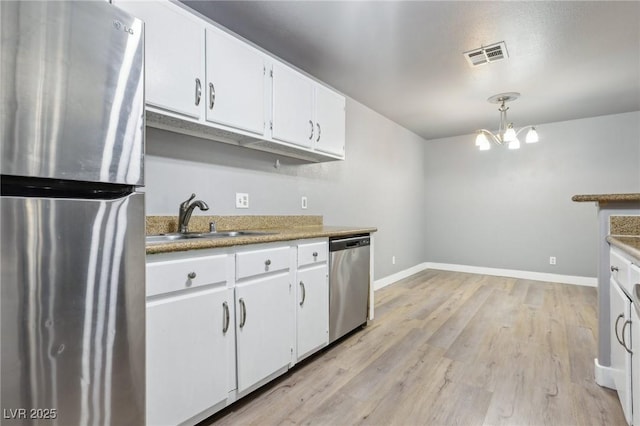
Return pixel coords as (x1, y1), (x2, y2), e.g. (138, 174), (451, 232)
(181, 193), (196, 209)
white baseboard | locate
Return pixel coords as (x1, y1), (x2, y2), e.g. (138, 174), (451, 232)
(373, 262), (597, 291)
(594, 358), (616, 389)
(373, 263), (429, 290)
(425, 262), (597, 287)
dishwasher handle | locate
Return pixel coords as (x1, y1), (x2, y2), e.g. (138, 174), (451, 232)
(330, 235), (370, 251)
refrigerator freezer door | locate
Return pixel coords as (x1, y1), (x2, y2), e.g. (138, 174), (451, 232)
(0, 1), (144, 186)
(1, 193), (145, 425)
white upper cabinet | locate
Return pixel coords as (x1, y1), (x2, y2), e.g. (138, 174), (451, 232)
(271, 61), (345, 157)
(271, 62), (315, 149)
(115, 0), (346, 162)
(114, 0), (204, 119)
(314, 85), (346, 157)
(205, 27), (266, 135)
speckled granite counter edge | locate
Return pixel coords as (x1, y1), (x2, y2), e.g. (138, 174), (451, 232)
(572, 193), (640, 203)
(611, 216), (640, 236)
(146, 226), (377, 255)
(607, 236), (640, 260)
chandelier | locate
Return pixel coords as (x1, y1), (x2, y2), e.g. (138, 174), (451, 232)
(475, 92), (539, 150)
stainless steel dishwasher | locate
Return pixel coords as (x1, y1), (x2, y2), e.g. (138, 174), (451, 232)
(329, 234), (371, 343)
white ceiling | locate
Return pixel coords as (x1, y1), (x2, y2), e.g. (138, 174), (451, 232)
(181, 1), (640, 141)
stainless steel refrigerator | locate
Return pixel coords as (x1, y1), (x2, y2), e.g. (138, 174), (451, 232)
(1, 2), (145, 424)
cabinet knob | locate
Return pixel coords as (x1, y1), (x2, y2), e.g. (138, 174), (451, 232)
(611, 266), (619, 272)
(188, 272), (196, 279)
(265, 259), (271, 266)
(312, 252), (318, 258)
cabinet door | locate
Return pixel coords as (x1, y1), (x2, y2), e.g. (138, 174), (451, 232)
(314, 85), (346, 157)
(633, 307), (640, 426)
(114, 0), (204, 119)
(297, 265), (329, 360)
(272, 62), (314, 148)
(610, 279), (632, 424)
(236, 273), (294, 393)
(205, 27), (265, 135)
(146, 287), (234, 426)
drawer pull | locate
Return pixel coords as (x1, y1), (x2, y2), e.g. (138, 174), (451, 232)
(188, 272), (196, 279)
(611, 266), (619, 272)
(265, 259), (271, 266)
(299, 281), (306, 306)
(312, 252), (318, 258)
(239, 298), (247, 328)
(622, 319), (633, 354)
(222, 302), (230, 333)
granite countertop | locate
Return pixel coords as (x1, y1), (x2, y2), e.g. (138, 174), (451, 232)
(572, 193), (640, 203)
(146, 223), (377, 255)
(608, 235), (640, 260)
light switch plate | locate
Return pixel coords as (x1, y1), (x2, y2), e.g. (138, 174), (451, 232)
(236, 193), (249, 209)
(301, 196), (308, 209)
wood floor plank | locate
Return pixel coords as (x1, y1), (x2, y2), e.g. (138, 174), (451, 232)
(201, 271), (626, 426)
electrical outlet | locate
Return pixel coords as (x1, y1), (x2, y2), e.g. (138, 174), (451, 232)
(549, 256), (556, 265)
(392, 256), (396, 265)
(235, 193), (249, 209)
(301, 196), (308, 209)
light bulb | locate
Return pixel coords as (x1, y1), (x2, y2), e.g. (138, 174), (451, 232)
(508, 137), (521, 150)
(526, 127), (539, 143)
(503, 124), (516, 143)
(475, 132), (489, 147)
(479, 141), (491, 151)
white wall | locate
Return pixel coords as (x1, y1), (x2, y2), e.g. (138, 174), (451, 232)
(145, 98), (426, 280)
(423, 111), (640, 277)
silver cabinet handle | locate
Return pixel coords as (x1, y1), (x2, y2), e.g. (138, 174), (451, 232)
(316, 123), (321, 142)
(188, 272), (196, 279)
(308, 120), (314, 140)
(195, 78), (202, 106)
(239, 298), (246, 328)
(611, 266), (619, 272)
(222, 301), (230, 333)
(265, 259), (271, 266)
(615, 313), (625, 346)
(299, 281), (306, 306)
(209, 82), (216, 109)
(622, 319), (633, 354)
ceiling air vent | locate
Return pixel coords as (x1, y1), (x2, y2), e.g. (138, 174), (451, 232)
(463, 41), (508, 67)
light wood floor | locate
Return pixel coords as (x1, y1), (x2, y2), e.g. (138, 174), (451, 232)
(202, 270), (626, 425)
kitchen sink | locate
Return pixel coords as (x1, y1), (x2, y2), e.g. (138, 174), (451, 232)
(145, 230), (276, 244)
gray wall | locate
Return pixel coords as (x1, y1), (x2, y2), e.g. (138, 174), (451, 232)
(145, 98), (426, 280)
(424, 111), (640, 277)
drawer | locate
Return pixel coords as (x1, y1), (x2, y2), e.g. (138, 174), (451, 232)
(146, 254), (229, 297)
(236, 245), (291, 280)
(298, 241), (328, 267)
(611, 248), (632, 291)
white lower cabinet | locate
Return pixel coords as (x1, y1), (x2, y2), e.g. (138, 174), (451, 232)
(296, 266), (329, 360)
(234, 243), (295, 394)
(632, 306), (640, 426)
(610, 278), (632, 424)
(146, 250), (235, 426)
(296, 240), (329, 361)
(145, 239), (336, 425)
(235, 272), (294, 393)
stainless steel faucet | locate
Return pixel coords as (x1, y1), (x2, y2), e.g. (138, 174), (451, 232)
(178, 193), (209, 233)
